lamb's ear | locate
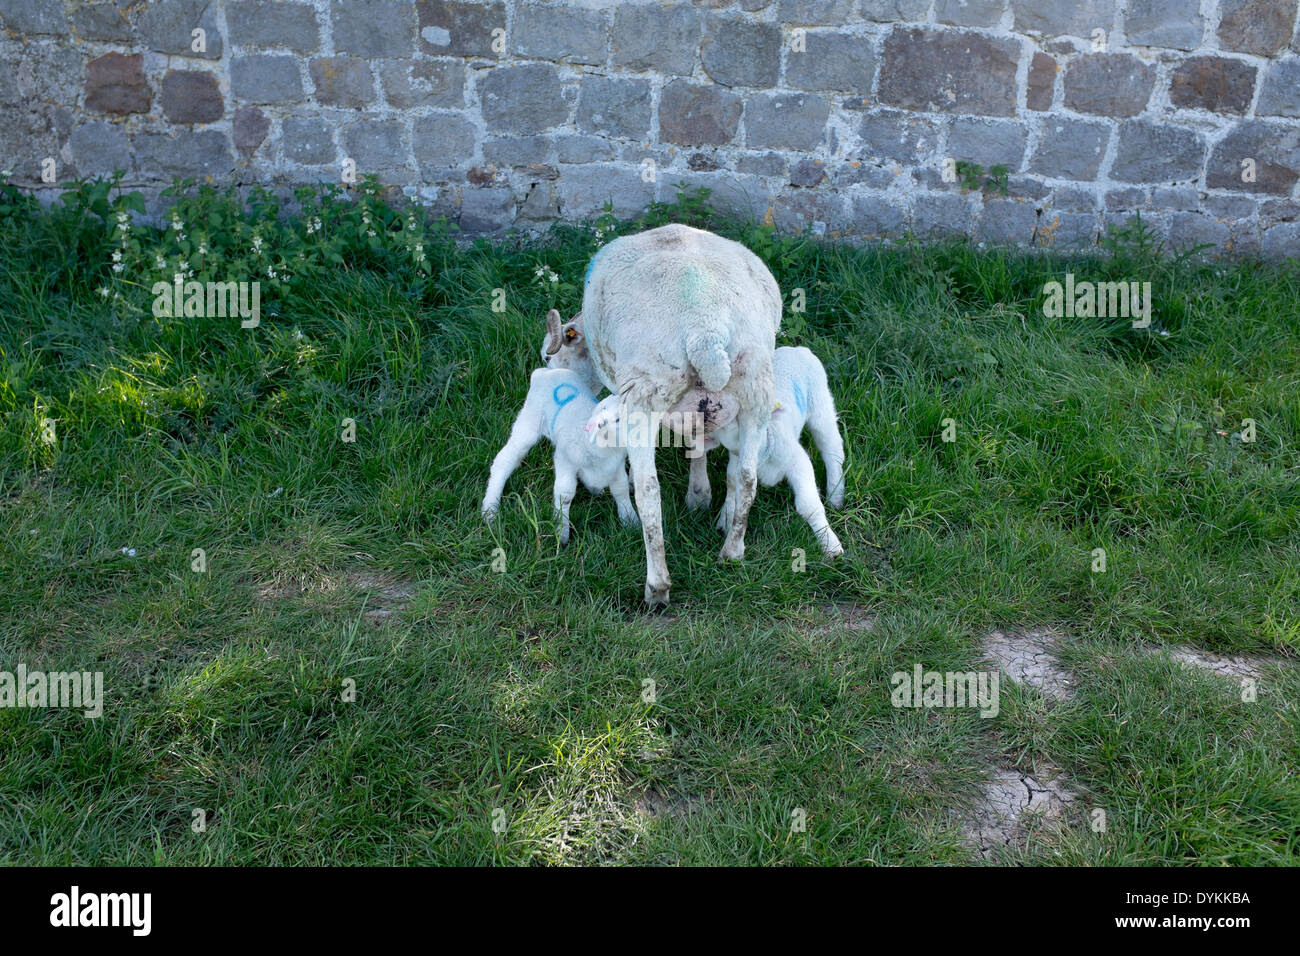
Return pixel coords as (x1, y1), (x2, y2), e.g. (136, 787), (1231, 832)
(544, 309), (562, 355)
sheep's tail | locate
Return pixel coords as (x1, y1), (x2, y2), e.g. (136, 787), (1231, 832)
(686, 330), (732, 392)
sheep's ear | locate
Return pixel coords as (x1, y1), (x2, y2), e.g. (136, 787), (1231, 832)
(562, 323), (582, 344)
(544, 309), (562, 355)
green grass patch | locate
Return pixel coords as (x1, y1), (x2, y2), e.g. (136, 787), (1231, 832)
(1, 177), (1297, 864)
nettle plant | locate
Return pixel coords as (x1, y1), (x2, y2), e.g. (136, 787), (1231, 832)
(5, 172), (458, 321)
(138, 175), (450, 308)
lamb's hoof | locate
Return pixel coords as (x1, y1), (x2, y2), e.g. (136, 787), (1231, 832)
(828, 494), (844, 510)
(644, 581), (671, 607)
(621, 512), (642, 528)
(824, 540), (844, 560)
(481, 506), (497, 523)
(685, 487), (710, 511)
(718, 540), (745, 562)
(558, 528), (571, 546)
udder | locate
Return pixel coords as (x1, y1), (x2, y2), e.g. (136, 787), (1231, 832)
(666, 386), (738, 438)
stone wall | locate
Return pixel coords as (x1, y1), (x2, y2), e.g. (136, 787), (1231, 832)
(3, 0), (1299, 254)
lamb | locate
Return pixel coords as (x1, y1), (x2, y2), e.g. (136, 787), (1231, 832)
(587, 346), (845, 558)
(481, 367), (638, 545)
(550, 224), (782, 606)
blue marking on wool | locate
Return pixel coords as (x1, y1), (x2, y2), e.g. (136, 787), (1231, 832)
(550, 382), (582, 432)
(584, 245), (607, 286)
(792, 381), (808, 417)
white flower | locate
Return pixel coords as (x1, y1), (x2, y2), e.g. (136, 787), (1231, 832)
(366, 229), (376, 237)
(155, 254), (166, 269)
(98, 287), (111, 298)
(178, 261), (189, 271)
(111, 250), (122, 262)
(116, 211), (130, 225)
(198, 244), (207, 255)
(251, 235), (264, 253)
(171, 217), (184, 231)
(112, 263), (124, 273)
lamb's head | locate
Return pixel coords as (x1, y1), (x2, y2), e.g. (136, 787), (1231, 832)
(541, 309), (601, 391)
(584, 394), (624, 447)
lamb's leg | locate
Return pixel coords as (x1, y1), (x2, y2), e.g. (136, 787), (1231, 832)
(625, 411), (671, 607)
(807, 402), (845, 509)
(553, 457), (579, 546)
(787, 447), (843, 558)
(482, 410), (542, 520)
(685, 443), (711, 510)
(715, 453), (738, 533)
(610, 463), (640, 527)
(719, 408), (762, 562)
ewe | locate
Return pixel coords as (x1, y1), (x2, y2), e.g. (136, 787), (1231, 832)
(546, 224), (781, 606)
(481, 367), (638, 545)
(588, 346), (845, 559)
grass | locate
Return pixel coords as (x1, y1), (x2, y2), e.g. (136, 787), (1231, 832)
(1, 178), (1298, 865)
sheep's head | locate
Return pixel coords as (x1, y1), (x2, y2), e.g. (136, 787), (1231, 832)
(542, 309), (601, 391)
(584, 394), (623, 447)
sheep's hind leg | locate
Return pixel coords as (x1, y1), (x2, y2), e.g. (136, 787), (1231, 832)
(787, 448), (842, 558)
(621, 388), (672, 605)
(715, 453), (738, 534)
(807, 403), (846, 509)
(627, 437), (670, 606)
(610, 464), (639, 527)
(482, 418), (542, 520)
(553, 458), (578, 546)
(719, 410), (761, 562)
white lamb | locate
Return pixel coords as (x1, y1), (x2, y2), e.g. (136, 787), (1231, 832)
(546, 225), (782, 607)
(588, 346), (845, 558)
(481, 367), (638, 544)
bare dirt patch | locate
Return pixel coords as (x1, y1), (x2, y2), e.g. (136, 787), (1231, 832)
(1144, 644), (1272, 682)
(257, 571), (417, 620)
(962, 767), (1080, 856)
(632, 788), (707, 820)
(812, 601), (877, 636)
(982, 627), (1075, 700)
